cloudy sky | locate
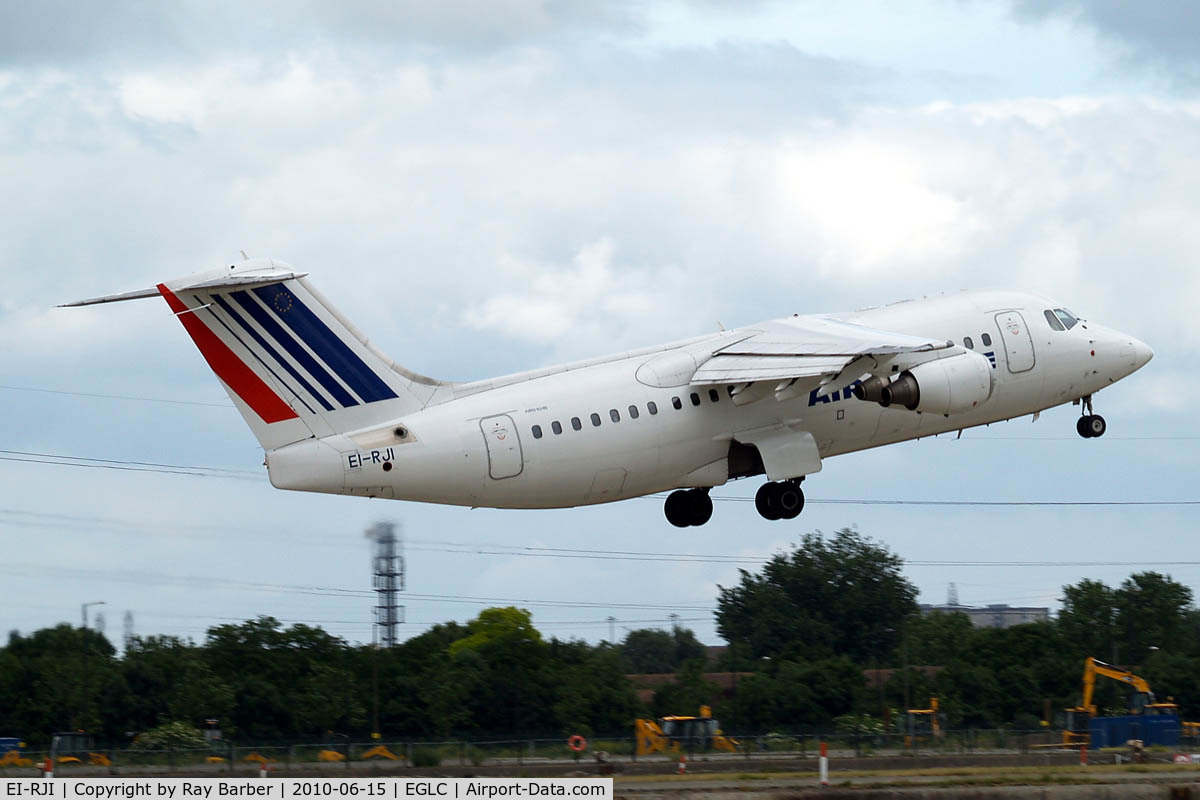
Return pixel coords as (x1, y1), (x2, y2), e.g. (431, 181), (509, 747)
(2, 0), (1198, 649)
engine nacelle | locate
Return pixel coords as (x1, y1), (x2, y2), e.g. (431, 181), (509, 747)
(868, 352), (994, 416)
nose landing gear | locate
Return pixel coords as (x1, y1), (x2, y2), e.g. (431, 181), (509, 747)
(1076, 395), (1107, 438)
(755, 479), (805, 520)
(664, 488), (714, 527)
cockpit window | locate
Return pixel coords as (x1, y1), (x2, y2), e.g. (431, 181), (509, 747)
(1054, 309), (1078, 330)
(1044, 309), (1066, 332)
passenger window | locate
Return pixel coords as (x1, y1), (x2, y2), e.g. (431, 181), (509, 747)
(1055, 309), (1078, 330)
(590, 413), (601, 427)
(609, 408), (620, 423)
(551, 421), (562, 435)
(672, 396), (682, 410)
(981, 333), (992, 347)
(532, 425), (542, 439)
(571, 417), (582, 431)
(690, 392), (701, 406)
(964, 336), (974, 350)
(708, 388), (720, 403)
(628, 405), (639, 419)
(1044, 309), (1066, 331)
(648, 401), (658, 415)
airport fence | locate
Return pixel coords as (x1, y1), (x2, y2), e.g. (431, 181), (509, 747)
(4, 727), (1167, 775)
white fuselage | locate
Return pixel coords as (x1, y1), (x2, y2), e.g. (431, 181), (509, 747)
(265, 290), (1152, 509)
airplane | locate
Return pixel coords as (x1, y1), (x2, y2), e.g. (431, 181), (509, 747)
(63, 258), (1153, 527)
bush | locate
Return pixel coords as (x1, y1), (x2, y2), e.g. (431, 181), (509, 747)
(131, 722), (207, 750)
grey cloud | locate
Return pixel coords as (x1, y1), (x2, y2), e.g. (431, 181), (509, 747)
(0, 0), (643, 67)
(1009, 0), (1200, 85)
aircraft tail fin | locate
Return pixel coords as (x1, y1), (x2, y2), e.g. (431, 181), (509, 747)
(64, 259), (445, 451)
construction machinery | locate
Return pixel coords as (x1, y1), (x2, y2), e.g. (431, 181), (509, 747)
(905, 697), (942, 744)
(1062, 657), (1180, 746)
(635, 705), (739, 756)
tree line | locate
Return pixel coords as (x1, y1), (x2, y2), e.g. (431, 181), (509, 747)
(2, 528), (1198, 745)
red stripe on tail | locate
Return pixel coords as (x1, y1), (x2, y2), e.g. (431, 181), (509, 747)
(158, 284), (298, 424)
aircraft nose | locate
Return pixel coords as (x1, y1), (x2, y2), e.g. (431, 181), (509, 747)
(1115, 333), (1153, 375)
(1131, 337), (1154, 370)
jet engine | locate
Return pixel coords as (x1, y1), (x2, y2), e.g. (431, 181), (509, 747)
(853, 352), (994, 416)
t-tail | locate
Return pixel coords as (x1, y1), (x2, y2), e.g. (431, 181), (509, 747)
(61, 258), (445, 451)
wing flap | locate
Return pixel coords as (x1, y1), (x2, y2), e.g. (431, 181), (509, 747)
(691, 354), (849, 384)
(690, 315), (951, 387)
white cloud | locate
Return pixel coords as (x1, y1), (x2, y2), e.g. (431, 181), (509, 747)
(462, 238), (662, 345)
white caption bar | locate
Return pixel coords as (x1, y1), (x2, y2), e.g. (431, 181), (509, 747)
(2, 779), (613, 800)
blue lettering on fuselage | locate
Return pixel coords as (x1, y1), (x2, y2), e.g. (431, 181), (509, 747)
(808, 379), (863, 407)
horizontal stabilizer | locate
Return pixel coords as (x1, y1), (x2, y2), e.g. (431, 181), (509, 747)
(59, 268), (308, 308)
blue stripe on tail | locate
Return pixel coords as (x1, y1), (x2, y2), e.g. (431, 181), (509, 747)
(230, 290), (360, 408)
(212, 294), (335, 412)
(252, 284), (398, 404)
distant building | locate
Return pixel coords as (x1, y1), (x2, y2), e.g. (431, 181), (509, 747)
(920, 603), (1049, 629)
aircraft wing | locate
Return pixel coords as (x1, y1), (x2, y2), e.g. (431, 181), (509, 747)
(690, 315), (951, 386)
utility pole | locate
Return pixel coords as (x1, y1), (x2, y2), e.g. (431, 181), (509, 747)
(123, 611), (135, 652)
(606, 616), (616, 644)
(371, 626), (380, 740)
(366, 522), (405, 647)
(81, 601), (105, 732)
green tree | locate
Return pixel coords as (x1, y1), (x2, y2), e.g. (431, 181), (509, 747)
(621, 627), (706, 673)
(904, 611), (974, 667)
(0, 625), (119, 743)
(1058, 579), (1117, 660)
(716, 528), (917, 662)
(651, 660), (720, 718)
(202, 617), (357, 739)
(1115, 572), (1195, 662)
(121, 636), (234, 735)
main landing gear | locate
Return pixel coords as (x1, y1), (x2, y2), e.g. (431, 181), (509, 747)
(664, 488), (713, 528)
(755, 479), (805, 521)
(1076, 394), (1107, 439)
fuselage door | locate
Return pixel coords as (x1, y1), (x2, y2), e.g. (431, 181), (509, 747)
(480, 414), (523, 480)
(994, 311), (1036, 373)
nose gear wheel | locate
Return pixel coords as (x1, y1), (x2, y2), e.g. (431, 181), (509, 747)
(1076, 394), (1107, 438)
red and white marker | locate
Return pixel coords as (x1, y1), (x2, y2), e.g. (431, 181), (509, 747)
(819, 741), (828, 786)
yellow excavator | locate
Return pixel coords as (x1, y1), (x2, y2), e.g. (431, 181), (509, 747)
(635, 705), (739, 756)
(1062, 657), (1180, 746)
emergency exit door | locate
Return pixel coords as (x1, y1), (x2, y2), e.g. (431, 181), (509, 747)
(994, 311), (1036, 373)
(480, 414), (524, 479)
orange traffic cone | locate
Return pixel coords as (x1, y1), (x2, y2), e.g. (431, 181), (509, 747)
(677, 754), (687, 774)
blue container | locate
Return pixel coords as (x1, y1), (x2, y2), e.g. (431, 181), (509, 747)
(0, 738), (22, 753)
(1089, 714), (1180, 749)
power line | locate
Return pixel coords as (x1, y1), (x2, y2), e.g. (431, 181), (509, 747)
(0, 449), (259, 476)
(0, 383), (231, 408)
(0, 449), (263, 480)
(0, 563), (712, 610)
(4, 506), (1200, 569)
